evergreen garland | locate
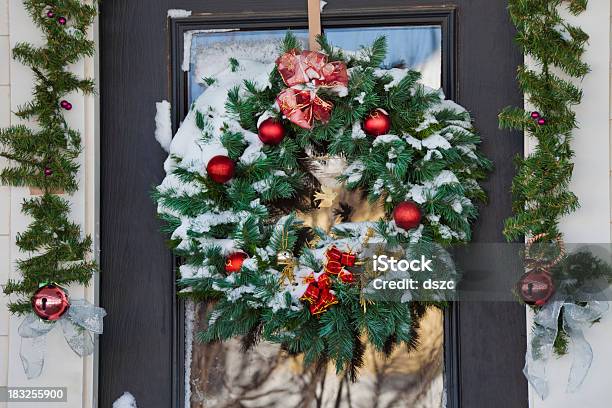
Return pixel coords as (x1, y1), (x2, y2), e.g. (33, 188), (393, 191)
(501, 0), (589, 352)
(0, 1), (97, 314)
(157, 33), (491, 376)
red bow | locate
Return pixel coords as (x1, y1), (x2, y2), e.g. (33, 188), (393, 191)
(276, 50), (348, 129)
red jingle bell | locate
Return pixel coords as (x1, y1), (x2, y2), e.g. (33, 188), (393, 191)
(206, 155), (235, 184)
(393, 201), (422, 230)
(31, 284), (70, 321)
(363, 108), (391, 136)
(225, 252), (248, 274)
(517, 270), (555, 306)
(258, 118), (286, 145)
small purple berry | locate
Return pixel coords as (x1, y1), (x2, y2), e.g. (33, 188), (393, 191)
(58, 16), (67, 25)
(64, 102), (72, 111)
(44, 167), (53, 177)
(60, 100), (68, 108)
(537, 118), (546, 126)
(47, 10), (54, 18)
(530, 111), (540, 119)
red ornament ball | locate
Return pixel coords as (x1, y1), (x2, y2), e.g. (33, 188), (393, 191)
(206, 155), (235, 183)
(393, 201), (422, 230)
(363, 108), (391, 136)
(517, 270), (555, 306)
(46, 10), (54, 18)
(225, 252), (248, 274)
(44, 167), (53, 176)
(258, 118), (286, 145)
(530, 111), (540, 119)
(58, 16), (67, 25)
(537, 118), (546, 126)
(31, 284), (70, 321)
(60, 100), (72, 110)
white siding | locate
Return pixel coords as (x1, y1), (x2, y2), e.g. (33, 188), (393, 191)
(530, 1), (612, 407)
(0, 0), (11, 406)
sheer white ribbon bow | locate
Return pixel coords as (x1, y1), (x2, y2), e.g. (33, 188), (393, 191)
(18, 299), (106, 379)
(524, 295), (608, 399)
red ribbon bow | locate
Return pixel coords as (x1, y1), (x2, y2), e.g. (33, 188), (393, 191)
(276, 50), (348, 129)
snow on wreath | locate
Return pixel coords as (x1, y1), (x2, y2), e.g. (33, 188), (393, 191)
(154, 32), (491, 376)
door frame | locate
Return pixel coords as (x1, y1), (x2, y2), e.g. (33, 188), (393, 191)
(169, 7), (459, 407)
(100, 2), (525, 407)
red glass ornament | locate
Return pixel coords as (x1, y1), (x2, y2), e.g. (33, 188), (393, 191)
(224, 252), (248, 274)
(393, 201), (422, 230)
(530, 111), (540, 119)
(31, 284), (70, 321)
(363, 108), (391, 136)
(537, 118), (546, 126)
(60, 100), (72, 110)
(44, 167), (53, 176)
(517, 270), (555, 306)
(206, 155), (235, 183)
(46, 10), (54, 18)
(58, 16), (67, 25)
(258, 118), (286, 145)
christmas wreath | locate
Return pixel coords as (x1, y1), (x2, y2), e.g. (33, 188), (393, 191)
(155, 33), (491, 375)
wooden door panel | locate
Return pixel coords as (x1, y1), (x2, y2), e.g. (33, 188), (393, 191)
(100, 1), (525, 407)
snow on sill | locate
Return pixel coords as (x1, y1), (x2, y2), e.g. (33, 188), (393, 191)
(113, 392), (138, 408)
(168, 9), (192, 18)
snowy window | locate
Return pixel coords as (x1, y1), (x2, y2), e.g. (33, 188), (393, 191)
(325, 25), (442, 89)
(187, 30), (309, 104)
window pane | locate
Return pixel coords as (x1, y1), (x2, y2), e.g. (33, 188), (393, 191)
(187, 30), (309, 104)
(325, 25), (442, 89)
(186, 26), (445, 408)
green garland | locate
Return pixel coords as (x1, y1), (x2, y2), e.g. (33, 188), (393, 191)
(501, 0), (589, 352)
(0, 1), (97, 314)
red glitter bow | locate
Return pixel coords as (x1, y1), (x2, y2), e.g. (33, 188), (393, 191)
(275, 50), (348, 129)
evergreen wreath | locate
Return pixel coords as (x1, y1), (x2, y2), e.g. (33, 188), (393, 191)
(156, 33), (491, 375)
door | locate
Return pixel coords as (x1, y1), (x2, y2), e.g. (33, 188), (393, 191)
(99, 1), (525, 407)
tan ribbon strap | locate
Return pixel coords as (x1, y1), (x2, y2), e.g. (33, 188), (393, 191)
(307, 0), (322, 51)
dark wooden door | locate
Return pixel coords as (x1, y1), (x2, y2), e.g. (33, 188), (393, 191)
(99, 1), (525, 407)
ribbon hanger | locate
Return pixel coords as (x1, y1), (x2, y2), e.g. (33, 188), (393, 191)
(307, 0), (322, 51)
